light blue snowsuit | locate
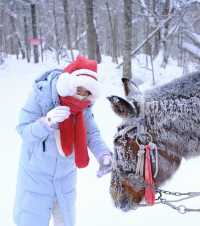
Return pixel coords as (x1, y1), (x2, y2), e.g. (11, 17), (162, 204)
(13, 70), (111, 226)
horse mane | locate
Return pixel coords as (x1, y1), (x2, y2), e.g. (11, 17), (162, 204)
(144, 71), (200, 101)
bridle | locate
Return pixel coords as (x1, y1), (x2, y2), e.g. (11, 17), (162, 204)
(112, 124), (200, 214)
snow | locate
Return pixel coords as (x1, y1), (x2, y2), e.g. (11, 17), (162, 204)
(0, 54), (200, 226)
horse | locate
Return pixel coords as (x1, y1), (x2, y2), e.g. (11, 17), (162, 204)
(107, 71), (200, 211)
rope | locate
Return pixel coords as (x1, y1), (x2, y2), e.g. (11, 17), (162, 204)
(149, 142), (159, 178)
(135, 144), (145, 177)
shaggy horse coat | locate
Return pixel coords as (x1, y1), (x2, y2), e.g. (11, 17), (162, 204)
(108, 72), (200, 211)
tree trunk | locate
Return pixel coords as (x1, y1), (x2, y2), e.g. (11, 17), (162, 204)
(9, 14), (25, 59)
(74, 8), (79, 49)
(113, 16), (119, 60)
(62, 0), (71, 49)
(52, 0), (60, 64)
(149, 0), (161, 57)
(62, 0), (74, 60)
(161, 0), (171, 68)
(0, 9), (4, 64)
(122, 0), (132, 96)
(39, 27), (44, 63)
(24, 14), (30, 63)
(84, 0), (97, 60)
(178, 27), (183, 67)
(95, 28), (101, 63)
(105, 1), (118, 64)
(31, 4), (39, 63)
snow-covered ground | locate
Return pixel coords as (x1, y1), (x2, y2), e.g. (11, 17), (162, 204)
(0, 54), (200, 226)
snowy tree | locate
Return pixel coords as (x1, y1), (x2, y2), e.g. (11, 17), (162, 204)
(0, 0), (200, 69)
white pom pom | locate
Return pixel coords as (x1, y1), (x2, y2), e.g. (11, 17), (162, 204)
(56, 73), (76, 97)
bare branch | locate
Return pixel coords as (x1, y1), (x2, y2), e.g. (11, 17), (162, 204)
(117, 15), (173, 68)
(182, 42), (200, 59)
(184, 30), (200, 49)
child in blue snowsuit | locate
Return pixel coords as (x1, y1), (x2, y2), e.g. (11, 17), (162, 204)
(13, 56), (112, 226)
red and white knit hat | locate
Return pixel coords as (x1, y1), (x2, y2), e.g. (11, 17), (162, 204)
(56, 55), (100, 101)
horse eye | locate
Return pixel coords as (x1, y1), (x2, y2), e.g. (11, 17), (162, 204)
(117, 125), (125, 132)
(125, 127), (137, 138)
(114, 135), (123, 146)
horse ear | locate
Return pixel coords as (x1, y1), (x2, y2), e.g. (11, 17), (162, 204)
(107, 95), (139, 118)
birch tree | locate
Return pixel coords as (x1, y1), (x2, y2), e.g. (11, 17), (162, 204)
(84, 0), (101, 61)
(161, 0), (172, 68)
(0, 4), (5, 63)
(62, 0), (74, 60)
(0, 0), (199, 70)
(105, 1), (118, 63)
(31, 3), (39, 63)
(122, 0), (132, 96)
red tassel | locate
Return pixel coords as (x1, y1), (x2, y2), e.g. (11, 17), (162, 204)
(144, 144), (155, 205)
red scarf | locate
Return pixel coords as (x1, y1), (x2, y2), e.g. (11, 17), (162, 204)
(59, 96), (91, 168)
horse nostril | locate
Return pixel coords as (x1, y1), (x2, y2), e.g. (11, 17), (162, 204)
(120, 197), (130, 211)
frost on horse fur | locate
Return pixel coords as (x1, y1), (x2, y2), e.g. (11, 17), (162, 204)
(108, 72), (200, 211)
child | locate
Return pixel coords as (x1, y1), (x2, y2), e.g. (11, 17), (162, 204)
(13, 55), (112, 226)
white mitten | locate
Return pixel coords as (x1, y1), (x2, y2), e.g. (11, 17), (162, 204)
(46, 106), (70, 127)
(96, 153), (113, 178)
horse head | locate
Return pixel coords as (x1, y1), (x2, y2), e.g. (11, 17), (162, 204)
(108, 72), (200, 211)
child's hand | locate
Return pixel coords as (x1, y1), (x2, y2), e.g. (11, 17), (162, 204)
(96, 153), (113, 178)
(46, 106), (70, 126)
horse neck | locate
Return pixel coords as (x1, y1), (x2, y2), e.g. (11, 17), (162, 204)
(142, 97), (200, 159)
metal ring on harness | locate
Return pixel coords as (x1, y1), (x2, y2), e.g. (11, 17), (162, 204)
(135, 132), (153, 146)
